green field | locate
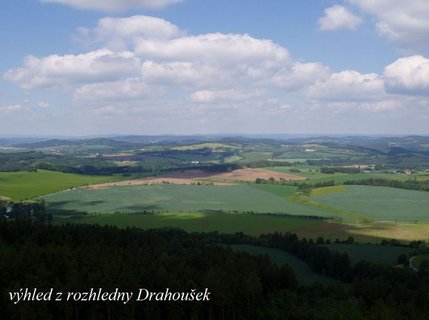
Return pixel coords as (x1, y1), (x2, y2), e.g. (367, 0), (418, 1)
(231, 245), (342, 286)
(249, 184), (298, 198)
(224, 155), (242, 163)
(313, 185), (429, 221)
(269, 166), (429, 184)
(0, 170), (119, 201)
(238, 151), (272, 164)
(43, 184), (333, 216)
(324, 244), (414, 266)
(42, 180), (429, 223)
(56, 212), (429, 243)
(56, 213), (323, 236)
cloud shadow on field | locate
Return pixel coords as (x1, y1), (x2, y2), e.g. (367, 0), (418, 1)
(83, 200), (106, 206)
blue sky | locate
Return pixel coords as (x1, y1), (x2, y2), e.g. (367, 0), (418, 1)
(1, 0), (429, 136)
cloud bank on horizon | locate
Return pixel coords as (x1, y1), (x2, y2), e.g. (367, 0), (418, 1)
(1, 0), (429, 135)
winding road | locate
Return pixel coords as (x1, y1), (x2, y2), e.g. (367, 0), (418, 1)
(409, 256), (419, 272)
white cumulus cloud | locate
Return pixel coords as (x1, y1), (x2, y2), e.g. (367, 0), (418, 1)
(272, 62), (331, 90)
(5, 13), (422, 122)
(319, 5), (362, 31)
(77, 15), (181, 50)
(74, 78), (156, 101)
(189, 89), (262, 103)
(307, 70), (384, 101)
(384, 55), (429, 95)
(141, 61), (225, 87)
(135, 33), (289, 66)
(135, 33), (291, 90)
(349, 0), (429, 51)
(4, 49), (141, 89)
(135, 33), (290, 89)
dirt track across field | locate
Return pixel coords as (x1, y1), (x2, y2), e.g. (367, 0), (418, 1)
(82, 168), (305, 190)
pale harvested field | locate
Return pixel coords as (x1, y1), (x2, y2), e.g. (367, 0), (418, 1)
(0, 196), (10, 200)
(83, 173), (232, 190)
(300, 220), (429, 242)
(345, 221), (429, 241)
(82, 178), (233, 190)
(82, 168), (304, 190)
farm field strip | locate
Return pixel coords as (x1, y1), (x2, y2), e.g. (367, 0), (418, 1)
(310, 185), (348, 197)
(249, 184), (298, 198)
(249, 184), (367, 220)
(43, 178), (429, 223)
(55, 212), (429, 242)
(56, 213), (324, 236)
(82, 177), (235, 189)
(0, 170), (120, 201)
(292, 193), (369, 221)
(82, 168), (306, 190)
(269, 166), (429, 183)
(312, 185), (429, 221)
(208, 168), (305, 182)
(43, 183), (333, 217)
(342, 221), (429, 242)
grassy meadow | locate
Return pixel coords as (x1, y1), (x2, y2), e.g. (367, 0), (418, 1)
(0, 170), (119, 201)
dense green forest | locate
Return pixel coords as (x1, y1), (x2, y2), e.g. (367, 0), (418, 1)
(1, 221), (429, 319)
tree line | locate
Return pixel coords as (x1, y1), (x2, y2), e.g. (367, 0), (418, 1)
(344, 178), (429, 192)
